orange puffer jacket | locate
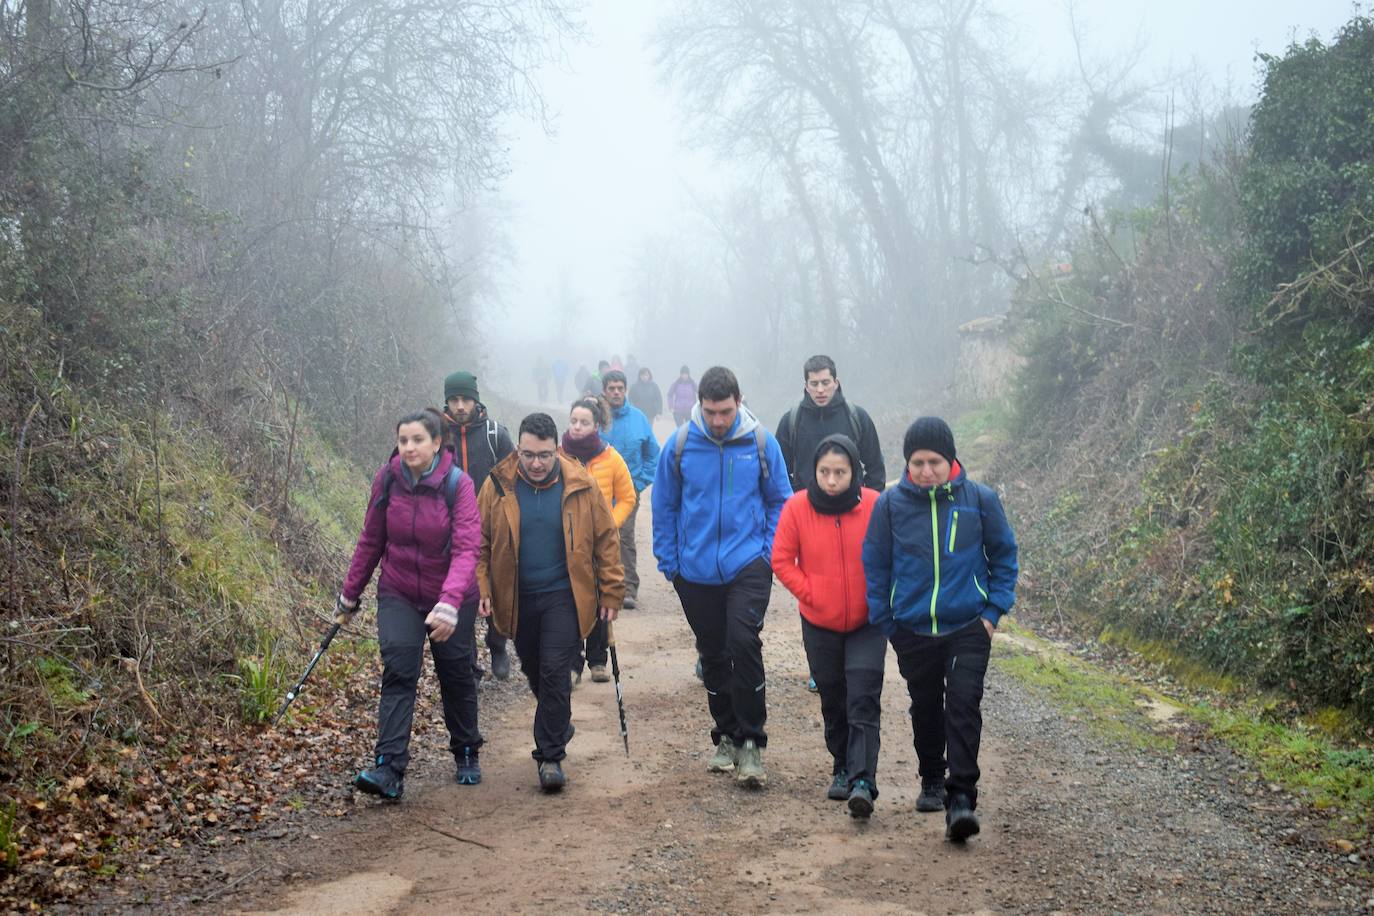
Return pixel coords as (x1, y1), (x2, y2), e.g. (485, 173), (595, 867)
(770, 488), (878, 632)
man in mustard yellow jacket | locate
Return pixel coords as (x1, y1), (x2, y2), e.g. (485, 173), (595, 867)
(477, 412), (625, 791)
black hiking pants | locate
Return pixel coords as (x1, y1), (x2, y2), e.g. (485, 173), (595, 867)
(674, 558), (774, 748)
(801, 618), (885, 796)
(374, 594), (482, 773)
(578, 618), (608, 672)
(514, 588), (581, 762)
(891, 621), (992, 807)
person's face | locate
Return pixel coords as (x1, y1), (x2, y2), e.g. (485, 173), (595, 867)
(567, 407), (597, 440)
(397, 422), (441, 475)
(701, 396), (739, 439)
(815, 450), (854, 497)
(679, 371), (689, 379)
(639, 369), (651, 382)
(604, 380), (627, 409)
(446, 395), (477, 424)
(907, 449), (951, 487)
(805, 369), (837, 407)
(517, 433), (558, 481)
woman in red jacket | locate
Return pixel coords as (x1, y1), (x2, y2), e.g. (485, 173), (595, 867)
(771, 434), (883, 817)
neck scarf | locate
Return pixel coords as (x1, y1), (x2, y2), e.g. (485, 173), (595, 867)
(560, 429), (605, 464)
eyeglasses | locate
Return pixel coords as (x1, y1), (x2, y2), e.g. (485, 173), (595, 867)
(519, 450), (556, 462)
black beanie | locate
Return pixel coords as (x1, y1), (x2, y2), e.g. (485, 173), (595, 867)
(444, 370), (480, 402)
(903, 416), (956, 463)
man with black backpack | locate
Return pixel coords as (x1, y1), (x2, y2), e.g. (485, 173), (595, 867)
(775, 355), (886, 493)
(443, 370), (516, 680)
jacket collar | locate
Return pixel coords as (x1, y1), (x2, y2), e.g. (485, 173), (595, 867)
(491, 451), (591, 496)
(390, 447), (454, 491)
(689, 402), (761, 444)
(897, 460), (965, 500)
(797, 386), (848, 417)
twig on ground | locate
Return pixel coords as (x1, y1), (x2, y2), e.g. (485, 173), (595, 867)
(197, 863), (268, 903)
(418, 817), (495, 851)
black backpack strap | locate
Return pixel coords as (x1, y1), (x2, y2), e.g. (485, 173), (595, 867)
(486, 419), (499, 462)
(374, 466), (395, 510)
(754, 427), (770, 481)
(782, 407), (798, 477)
(846, 403), (863, 444)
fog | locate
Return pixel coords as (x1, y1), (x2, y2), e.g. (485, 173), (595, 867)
(477, 0), (1357, 414)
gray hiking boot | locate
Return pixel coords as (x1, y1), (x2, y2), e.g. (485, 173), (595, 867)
(827, 772), (849, 801)
(707, 735), (737, 773)
(916, 779), (947, 812)
(735, 739), (766, 789)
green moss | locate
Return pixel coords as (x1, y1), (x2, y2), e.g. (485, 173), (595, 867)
(35, 657), (91, 709)
(1097, 626), (1241, 694)
(290, 423), (367, 551)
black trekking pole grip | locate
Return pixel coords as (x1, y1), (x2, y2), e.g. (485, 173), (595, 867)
(272, 622), (342, 726)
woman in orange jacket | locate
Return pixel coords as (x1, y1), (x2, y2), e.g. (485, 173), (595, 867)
(561, 395), (636, 683)
(771, 434), (884, 817)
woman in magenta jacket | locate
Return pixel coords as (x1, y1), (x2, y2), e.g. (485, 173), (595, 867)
(771, 434), (883, 818)
(336, 409), (482, 800)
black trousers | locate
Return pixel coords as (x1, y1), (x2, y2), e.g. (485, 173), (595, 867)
(374, 594), (482, 773)
(578, 619), (609, 672)
(513, 588), (581, 762)
(890, 621), (992, 807)
(801, 618), (885, 795)
(674, 558), (774, 747)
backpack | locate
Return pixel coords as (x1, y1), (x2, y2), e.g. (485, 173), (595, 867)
(374, 460), (465, 549)
(672, 421), (770, 481)
(782, 402), (863, 479)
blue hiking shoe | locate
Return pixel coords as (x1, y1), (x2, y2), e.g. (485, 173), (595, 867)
(456, 747), (481, 785)
(807, 676), (819, 693)
(847, 779), (874, 818)
(354, 759), (404, 800)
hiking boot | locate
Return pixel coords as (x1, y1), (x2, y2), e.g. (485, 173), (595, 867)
(354, 761), (404, 800)
(945, 794), (980, 842)
(847, 780), (875, 818)
(734, 739), (766, 789)
(827, 773), (849, 801)
(916, 780), (947, 813)
(455, 747), (481, 786)
(490, 648), (511, 681)
(538, 761), (566, 793)
(622, 595), (637, 610)
(570, 669), (582, 690)
(807, 676), (819, 693)
(707, 735), (737, 773)
(589, 664), (610, 683)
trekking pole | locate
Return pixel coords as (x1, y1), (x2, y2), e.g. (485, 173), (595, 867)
(272, 621), (342, 726)
(606, 619), (629, 755)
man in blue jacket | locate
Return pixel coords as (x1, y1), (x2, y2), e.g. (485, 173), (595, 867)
(862, 417), (1018, 842)
(652, 366), (793, 788)
(603, 369), (660, 610)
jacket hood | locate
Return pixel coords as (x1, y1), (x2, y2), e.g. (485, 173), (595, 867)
(798, 385), (848, 415)
(690, 401), (761, 444)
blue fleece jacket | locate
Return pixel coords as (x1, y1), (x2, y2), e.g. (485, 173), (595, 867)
(862, 465), (1018, 637)
(651, 404), (793, 585)
(606, 403), (660, 493)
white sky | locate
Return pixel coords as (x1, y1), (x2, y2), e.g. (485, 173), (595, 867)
(478, 0), (1360, 386)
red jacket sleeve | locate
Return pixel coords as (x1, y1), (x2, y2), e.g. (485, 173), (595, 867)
(439, 473), (481, 607)
(770, 498), (813, 606)
(342, 467), (388, 603)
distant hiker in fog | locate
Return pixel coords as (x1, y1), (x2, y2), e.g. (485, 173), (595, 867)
(776, 355), (886, 493)
(630, 366), (663, 421)
(337, 408), (482, 801)
(603, 370), (660, 610)
(533, 357), (551, 403)
(574, 364), (590, 395)
(862, 417), (1018, 843)
(624, 352), (640, 382)
(477, 413), (625, 792)
(610, 354), (624, 371)
(584, 360), (610, 396)
(652, 366), (792, 789)
(552, 359), (569, 401)
(560, 395), (636, 685)
(771, 434), (884, 818)
(666, 365), (697, 426)
(441, 371), (516, 682)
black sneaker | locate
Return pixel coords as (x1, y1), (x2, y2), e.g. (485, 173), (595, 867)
(490, 649), (511, 681)
(945, 793), (980, 842)
(826, 773), (849, 801)
(622, 595), (637, 610)
(916, 780), (947, 813)
(456, 747), (481, 785)
(354, 761), (404, 800)
(538, 760), (566, 793)
(847, 779), (874, 818)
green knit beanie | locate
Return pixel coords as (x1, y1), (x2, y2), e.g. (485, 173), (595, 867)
(444, 370), (480, 402)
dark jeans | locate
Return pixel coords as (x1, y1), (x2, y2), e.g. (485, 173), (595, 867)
(801, 618), (885, 796)
(374, 594), (482, 773)
(578, 618), (608, 672)
(674, 558), (774, 747)
(891, 621), (992, 807)
(513, 589), (581, 762)
(619, 502), (641, 600)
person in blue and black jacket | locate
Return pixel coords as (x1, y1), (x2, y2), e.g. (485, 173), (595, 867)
(862, 416), (1018, 843)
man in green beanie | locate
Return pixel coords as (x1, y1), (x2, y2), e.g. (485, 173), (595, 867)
(442, 370), (516, 680)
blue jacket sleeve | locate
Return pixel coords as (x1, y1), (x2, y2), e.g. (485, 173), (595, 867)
(759, 433), (793, 559)
(638, 414), (661, 490)
(862, 492), (896, 636)
(978, 485), (1018, 625)
(650, 441), (681, 580)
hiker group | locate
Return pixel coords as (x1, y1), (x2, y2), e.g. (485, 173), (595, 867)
(335, 354), (1018, 843)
